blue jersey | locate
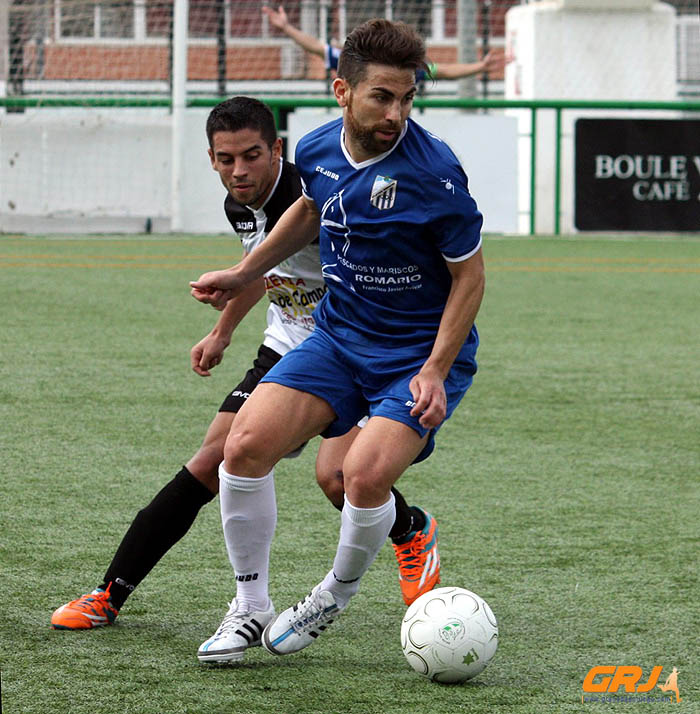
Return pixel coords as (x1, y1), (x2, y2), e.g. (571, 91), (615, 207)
(295, 116), (482, 360)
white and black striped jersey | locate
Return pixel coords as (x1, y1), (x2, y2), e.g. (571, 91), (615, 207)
(224, 158), (326, 355)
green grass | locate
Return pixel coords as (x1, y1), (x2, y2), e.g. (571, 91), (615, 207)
(1, 234), (698, 714)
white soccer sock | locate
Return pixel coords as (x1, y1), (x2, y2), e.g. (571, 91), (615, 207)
(219, 464), (276, 611)
(320, 494), (396, 609)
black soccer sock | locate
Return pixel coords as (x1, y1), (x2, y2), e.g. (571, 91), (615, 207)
(388, 486), (426, 543)
(99, 467), (216, 610)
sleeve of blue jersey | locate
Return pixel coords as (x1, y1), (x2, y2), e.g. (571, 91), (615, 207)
(437, 183), (483, 262)
(294, 134), (314, 201)
(434, 185), (483, 263)
(421, 146), (483, 262)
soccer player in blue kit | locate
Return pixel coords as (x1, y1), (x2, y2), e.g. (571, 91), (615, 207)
(191, 18), (485, 656)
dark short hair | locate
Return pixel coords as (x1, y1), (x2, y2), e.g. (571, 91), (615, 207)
(337, 19), (429, 87)
(206, 96), (277, 148)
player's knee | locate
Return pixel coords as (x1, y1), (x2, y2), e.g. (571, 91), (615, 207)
(187, 447), (226, 493)
(223, 428), (272, 476)
(187, 462), (220, 494)
(316, 466), (344, 509)
(342, 466), (391, 507)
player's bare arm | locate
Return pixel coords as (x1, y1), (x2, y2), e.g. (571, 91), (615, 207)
(435, 49), (510, 80)
(190, 195), (320, 309)
(191, 276), (266, 376)
(261, 5), (325, 57)
(409, 248), (485, 428)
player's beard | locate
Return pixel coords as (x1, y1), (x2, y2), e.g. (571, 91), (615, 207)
(346, 99), (402, 157)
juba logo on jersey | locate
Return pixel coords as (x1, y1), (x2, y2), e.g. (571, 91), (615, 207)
(370, 175), (397, 210)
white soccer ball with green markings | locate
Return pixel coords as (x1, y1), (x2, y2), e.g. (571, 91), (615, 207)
(401, 586), (498, 684)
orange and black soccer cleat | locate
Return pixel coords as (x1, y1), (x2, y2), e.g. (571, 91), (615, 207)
(392, 509), (441, 606)
(51, 583), (119, 629)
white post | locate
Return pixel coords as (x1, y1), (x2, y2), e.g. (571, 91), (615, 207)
(457, 0), (478, 99)
(319, 0), (330, 42)
(171, 0), (188, 232)
(300, 0), (316, 35)
(134, 0), (147, 42)
(0, 1), (8, 102)
(338, 0), (346, 42)
(297, 0), (315, 73)
(431, 0), (445, 41)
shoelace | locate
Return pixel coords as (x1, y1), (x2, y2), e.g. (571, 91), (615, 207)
(69, 583), (114, 611)
(214, 602), (258, 637)
(394, 532), (429, 576)
(291, 592), (336, 634)
(68, 591), (110, 611)
(215, 601), (251, 636)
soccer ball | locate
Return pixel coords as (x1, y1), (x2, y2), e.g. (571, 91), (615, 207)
(401, 586), (498, 684)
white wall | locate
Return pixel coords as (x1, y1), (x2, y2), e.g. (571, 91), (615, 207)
(1, 108), (519, 235)
(1, 109), (174, 233)
(179, 108), (233, 234)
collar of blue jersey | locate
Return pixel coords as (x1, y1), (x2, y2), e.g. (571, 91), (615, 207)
(339, 121), (409, 170)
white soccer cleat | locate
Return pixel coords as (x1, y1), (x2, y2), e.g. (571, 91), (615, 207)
(261, 584), (343, 656)
(197, 598), (275, 663)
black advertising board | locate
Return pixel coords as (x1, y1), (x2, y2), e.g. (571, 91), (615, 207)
(575, 119), (700, 231)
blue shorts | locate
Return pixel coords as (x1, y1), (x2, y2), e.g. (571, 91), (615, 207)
(259, 328), (476, 463)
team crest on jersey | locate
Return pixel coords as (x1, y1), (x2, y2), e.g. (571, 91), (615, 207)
(370, 175), (397, 210)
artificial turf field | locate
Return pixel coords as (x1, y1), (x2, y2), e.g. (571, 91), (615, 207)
(1, 233), (698, 714)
